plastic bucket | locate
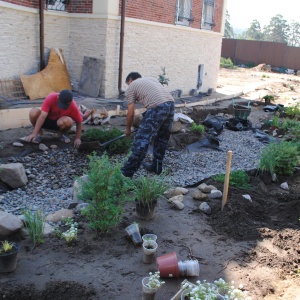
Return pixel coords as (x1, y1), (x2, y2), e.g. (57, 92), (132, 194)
(156, 252), (179, 278)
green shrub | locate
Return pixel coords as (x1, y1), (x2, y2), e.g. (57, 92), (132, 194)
(81, 127), (132, 154)
(284, 104), (300, 118)
(190, 122), (205, 134)
(77, 153), (134, 233)
(258, 141), (300, 176)
(212, 170), (252, 189)
(220, 57), (234, 69)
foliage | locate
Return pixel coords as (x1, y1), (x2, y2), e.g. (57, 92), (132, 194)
(158, 67), (170, 86)
(81, 127), (132, 154)
(23, 209), (45, 245)
(0, 241), (13, 253)
(220, 57), (234, 69)
(77, 153), (134, 233)
(262, 74), (270, 78)
(132, 175), (170, 205)
(262, 95), (275, 103)
(224, 10), (234, 39)
(284, 103), (300, 118)
(214, 278), (251, 299)
(212, 170), (252, 189)
(263, 14), (289, 44)
(145, 271), (165, 289)
(190, 122), (205, 134)
(258, 141), (300, 176)
(55, 218), (78, 245)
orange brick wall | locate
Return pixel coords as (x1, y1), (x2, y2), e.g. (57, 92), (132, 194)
(119, 0), (224, 33)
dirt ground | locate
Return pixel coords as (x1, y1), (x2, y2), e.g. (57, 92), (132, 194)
(0, 67), (300, 300)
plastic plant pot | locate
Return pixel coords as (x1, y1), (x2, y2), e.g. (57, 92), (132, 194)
(142, 240), (158, 264)
(142, 277), (158, 300)
(142, 234), (157, 243)
(178, 260), (200, 277)
(156, 252), (179, 278)
(0, 242), (20, 273)
(125, 223), (142, 245)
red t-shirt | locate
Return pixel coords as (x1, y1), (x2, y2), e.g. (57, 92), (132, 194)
(41, 93), (83, 123)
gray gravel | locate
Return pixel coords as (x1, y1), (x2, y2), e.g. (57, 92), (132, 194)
(0, 129), (265, 216)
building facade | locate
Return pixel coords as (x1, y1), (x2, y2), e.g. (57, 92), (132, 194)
(0, 0), (226, 98)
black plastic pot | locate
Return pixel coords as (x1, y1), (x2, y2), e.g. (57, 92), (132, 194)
(0, 242), (20, 273)
(136, 200), (157, 220)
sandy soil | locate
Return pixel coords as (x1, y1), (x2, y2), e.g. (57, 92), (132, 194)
(0, 67), (299, 300)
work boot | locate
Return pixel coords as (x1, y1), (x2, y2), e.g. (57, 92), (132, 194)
(142, 162), (162, 175)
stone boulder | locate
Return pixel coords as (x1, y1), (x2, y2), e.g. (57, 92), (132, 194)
(46, 209), (75, 223)
(0, 163), (28, 189)
(0, 211), (23, 235)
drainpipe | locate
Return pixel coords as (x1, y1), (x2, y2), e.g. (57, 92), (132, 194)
(118, 0), (126, 94)
(39, 0), (45, 71)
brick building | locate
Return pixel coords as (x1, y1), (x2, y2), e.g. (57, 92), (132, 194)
(0, 0), (227, 98)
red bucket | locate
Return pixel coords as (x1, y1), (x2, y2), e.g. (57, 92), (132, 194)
(156, 252), (179, 278)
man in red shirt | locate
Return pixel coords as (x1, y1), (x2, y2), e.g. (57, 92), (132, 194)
(21, 90), (83, 148)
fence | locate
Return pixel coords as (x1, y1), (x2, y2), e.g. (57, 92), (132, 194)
(221, 39), (300, 71)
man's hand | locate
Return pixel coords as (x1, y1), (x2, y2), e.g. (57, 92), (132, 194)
(74, 138), (81, 148)
(125, 128), (132, 136)
(24, 133), (39, 143)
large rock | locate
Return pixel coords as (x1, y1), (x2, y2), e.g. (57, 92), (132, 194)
(0, 163), (28, 188)
(46, 209), (75, 223)
(0, 211), (23, 235)
(164, 187), (189, 198)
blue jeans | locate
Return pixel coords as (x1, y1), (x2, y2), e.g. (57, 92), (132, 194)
(121, 101), (174, 177)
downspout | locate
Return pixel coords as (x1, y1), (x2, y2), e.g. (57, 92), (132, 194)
(118, 0), (126, 94)
(39, 0), (45, 70)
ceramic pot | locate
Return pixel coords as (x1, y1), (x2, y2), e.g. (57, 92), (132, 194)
(156, 252), (179, 278)
(125, 223), (142, 245)
(142, 240), (158, 264)
(0, 242), (20, 273)
(142, 277), (158, 300)
(136, 200), (157, 220)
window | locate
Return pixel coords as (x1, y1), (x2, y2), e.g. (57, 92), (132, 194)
(175, 0), (193, 26)
(46, 0), (69, 12)
(202, 0), (215, 30)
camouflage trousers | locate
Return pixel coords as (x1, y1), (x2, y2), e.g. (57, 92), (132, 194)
(121, 101), (175, 177)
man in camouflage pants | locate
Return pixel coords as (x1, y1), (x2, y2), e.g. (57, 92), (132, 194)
(121, 72), (175, 178)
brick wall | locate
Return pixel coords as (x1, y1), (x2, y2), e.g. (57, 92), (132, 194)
(1, 0), (93, 13)
(119, 0), (224, 33)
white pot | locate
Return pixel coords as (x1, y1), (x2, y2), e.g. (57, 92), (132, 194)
(142, 240), (158, 255)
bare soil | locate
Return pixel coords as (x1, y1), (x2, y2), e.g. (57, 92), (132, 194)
(0, 67), (300, 300)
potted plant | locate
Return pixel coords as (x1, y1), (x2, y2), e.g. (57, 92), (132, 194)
(0, 240), (20, 273)
(132, 175), (170, 220)
(142, 240), (158, 264)
(262, 94), (275, 104)
(181, 280), (219, 300)
(142, 271), (165, 300)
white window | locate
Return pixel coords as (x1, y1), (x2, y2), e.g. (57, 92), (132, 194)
(46, 0), (69, 11)
(175, 0), (193, 27)
(202, 0), (215, 30)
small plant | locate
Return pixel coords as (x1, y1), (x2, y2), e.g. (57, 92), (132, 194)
(220, 57), (234, 69)
(77, 153), (134, 233)
(190, 122), (205, 134)
(258, 141), (300, 176)
(182, 280), (219, 299)
(132, 175), (170, 207)
(55, 218), (78, 245)
(158, 67), (170, 86)
(284, 103), (300, 118)
(23, 209), (45, 245)
(212, 170), (252, 189)
(0, 241), (13, 253)
(146, 271), (165, 289)
(290, 85), (295, 91)
(262, 94), (275, 104)
(262, 74), (270, 78)
(81, 127), (132, 154)
(214, 278), (251, 299)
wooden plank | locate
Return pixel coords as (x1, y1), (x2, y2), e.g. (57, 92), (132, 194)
(78, 57), (104, 97)
(222, 150), (232, 211)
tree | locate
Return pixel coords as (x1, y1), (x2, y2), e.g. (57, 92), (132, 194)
(263, 14), (289, 43)
(245, 20), (264, 41)
(288, 20), (300, 47)
(224, 10), (234, 39)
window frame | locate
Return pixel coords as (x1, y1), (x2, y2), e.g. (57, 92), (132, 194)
(175, 0), (193, 27)
(201, 0), (215, 30)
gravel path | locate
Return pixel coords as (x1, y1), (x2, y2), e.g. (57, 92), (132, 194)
(0, 129), (265, 216)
